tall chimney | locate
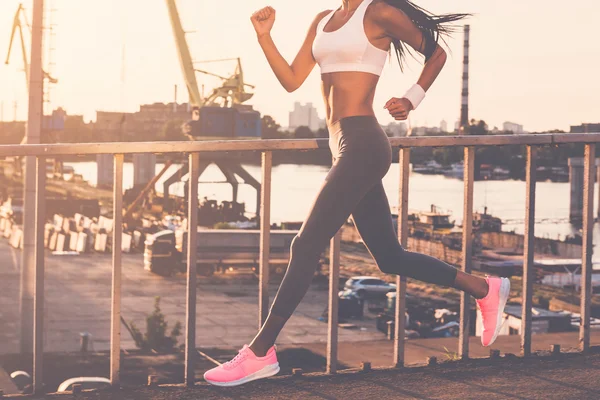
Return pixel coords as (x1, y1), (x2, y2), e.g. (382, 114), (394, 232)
(460, 25), (470, 135)
(174, 84), (178, 113)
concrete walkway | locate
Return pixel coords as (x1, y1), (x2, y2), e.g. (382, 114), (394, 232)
(13, 351), (600, 399)
(283, 331), (600, 368)
(0, 241), (382, 355)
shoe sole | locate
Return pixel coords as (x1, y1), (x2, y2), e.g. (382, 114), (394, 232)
(204, 363), (280, 387)
(484, 278), (511, 347)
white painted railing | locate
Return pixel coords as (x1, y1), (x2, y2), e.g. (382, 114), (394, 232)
(3, 132), (598, 393)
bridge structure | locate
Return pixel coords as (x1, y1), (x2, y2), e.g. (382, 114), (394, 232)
(1, 132), (600, 395)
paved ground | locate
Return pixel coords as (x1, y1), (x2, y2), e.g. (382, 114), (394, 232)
(0, 241), (382, 354)
(2, 332), (598, 395)
(291, 331), (600, 368)
(12, 351), (600, 399)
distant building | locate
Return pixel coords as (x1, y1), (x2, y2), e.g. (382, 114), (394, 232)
(135, 102), (190, 137)
(503, 121), (525, 134)
(0, 121), (26, 144)
(383, 122), (408, 137)
(411, 126), (441, 137)
(94, 111), (136, 141)
(570, 123), (600, 133)
(94, 102), (192, 141)
(289, 102), (324, 132)
(42, 108), (67, 131)
(440, 120), (448, 133)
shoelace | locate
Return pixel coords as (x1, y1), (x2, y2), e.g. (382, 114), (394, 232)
(224, 348), (248, 369)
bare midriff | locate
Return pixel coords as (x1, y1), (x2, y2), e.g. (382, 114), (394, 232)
(320, 71), (380, 126)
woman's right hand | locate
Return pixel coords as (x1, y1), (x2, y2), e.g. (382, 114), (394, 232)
(251, 6), (276, 38)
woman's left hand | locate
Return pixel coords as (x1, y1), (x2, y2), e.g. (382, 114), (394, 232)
(384, 97), (413, 121)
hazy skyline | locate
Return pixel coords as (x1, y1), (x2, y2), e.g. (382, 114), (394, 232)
(0, 0), (598, 132)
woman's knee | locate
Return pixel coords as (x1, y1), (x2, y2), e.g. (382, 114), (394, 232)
(374, 243), (408, 275)
(290, 234), (316, 257)
(289, 233), (326, 263)
(290, 234), (306, 253)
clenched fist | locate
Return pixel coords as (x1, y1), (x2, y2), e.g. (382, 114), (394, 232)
(384, 97), (413, 121)
(251, 6), (276, 38)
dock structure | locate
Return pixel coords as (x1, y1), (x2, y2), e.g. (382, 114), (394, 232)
(132, 153), (157, 187)
(568, 157), (600, 224)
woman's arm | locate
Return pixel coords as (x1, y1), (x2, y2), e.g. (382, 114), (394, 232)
(251, 7), (331, 93)
(371, 2), (447, 120)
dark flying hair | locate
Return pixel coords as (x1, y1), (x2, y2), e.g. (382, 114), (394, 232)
(383, 0), (470, 69)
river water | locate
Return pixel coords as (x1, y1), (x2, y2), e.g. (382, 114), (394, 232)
(65, 161), (600, 259)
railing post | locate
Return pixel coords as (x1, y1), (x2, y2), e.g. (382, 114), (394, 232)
(110, 154), (124, 386)
(459, 147), (475, 359)
(33, 157), (46, 395)
(20, 0), (45, 358)
(259, 151), (272, 327)
(580, 144), (595, 352)
(185, 153), (200, 386)
(394, 147), (410, 368)
(596, 165), (600, 220)
(521, 146), (536, 356)
(327, 231), (341, 374)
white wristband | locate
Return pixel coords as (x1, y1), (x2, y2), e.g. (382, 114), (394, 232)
(402, 84), (426, 110)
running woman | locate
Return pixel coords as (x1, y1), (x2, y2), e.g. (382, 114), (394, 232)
(205, 0), (510, 387)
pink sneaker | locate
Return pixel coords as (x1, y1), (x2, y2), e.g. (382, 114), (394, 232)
(476, 276), (510, 347)
(204, 345), (280, 387)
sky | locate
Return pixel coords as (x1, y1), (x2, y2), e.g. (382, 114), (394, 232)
(0, 0), (598, 132)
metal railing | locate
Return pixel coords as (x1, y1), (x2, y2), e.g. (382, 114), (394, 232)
(3, 132), (599, 393)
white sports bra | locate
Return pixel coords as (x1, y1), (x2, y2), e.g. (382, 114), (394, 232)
(312, 0), (388, 77)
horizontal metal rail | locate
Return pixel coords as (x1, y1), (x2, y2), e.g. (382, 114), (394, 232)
(1, 133), (600, 157)
(9, 133), (596, 389)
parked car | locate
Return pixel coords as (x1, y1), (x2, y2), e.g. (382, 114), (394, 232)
(344, 276), (396, 299)
(57, 377), (111, 393)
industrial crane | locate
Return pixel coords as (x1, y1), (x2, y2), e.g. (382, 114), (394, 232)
(164, 0), (255, 111)
(195, 57), (255, 107)
(158, 0), (262, 218)
(5, 3), (60, 151)
(5, 3), (58, 92)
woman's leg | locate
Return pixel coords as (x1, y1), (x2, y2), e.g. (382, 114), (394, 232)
(249, 154), (387, 356)
(351, 182), (489, 298)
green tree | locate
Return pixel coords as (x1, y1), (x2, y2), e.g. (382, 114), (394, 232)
(315, 127), (329, 138)
(130, 297), (182, 352)
(433, 147), (462, 166)
(261, 115), (282, 139)
(467, 119), (488, 135)
(294, 126), (314, 139)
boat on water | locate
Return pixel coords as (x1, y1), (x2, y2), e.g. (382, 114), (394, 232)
(444, 163), (512, 181)
(412, 160), (444, 175)
(406, 205), (504, 239)
(408, 205), (455, 240)
(479, 164), (510, 180)
(443, 163), (464, 179)
(473, 207), (503, 232)
(536, 166), (570, 182)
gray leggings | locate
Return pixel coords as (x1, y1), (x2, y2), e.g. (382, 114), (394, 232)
(270, 116), (458, 320)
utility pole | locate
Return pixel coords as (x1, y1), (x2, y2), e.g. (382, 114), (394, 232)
(459, 25), (470, 135)
(21, 0), (45, 355)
